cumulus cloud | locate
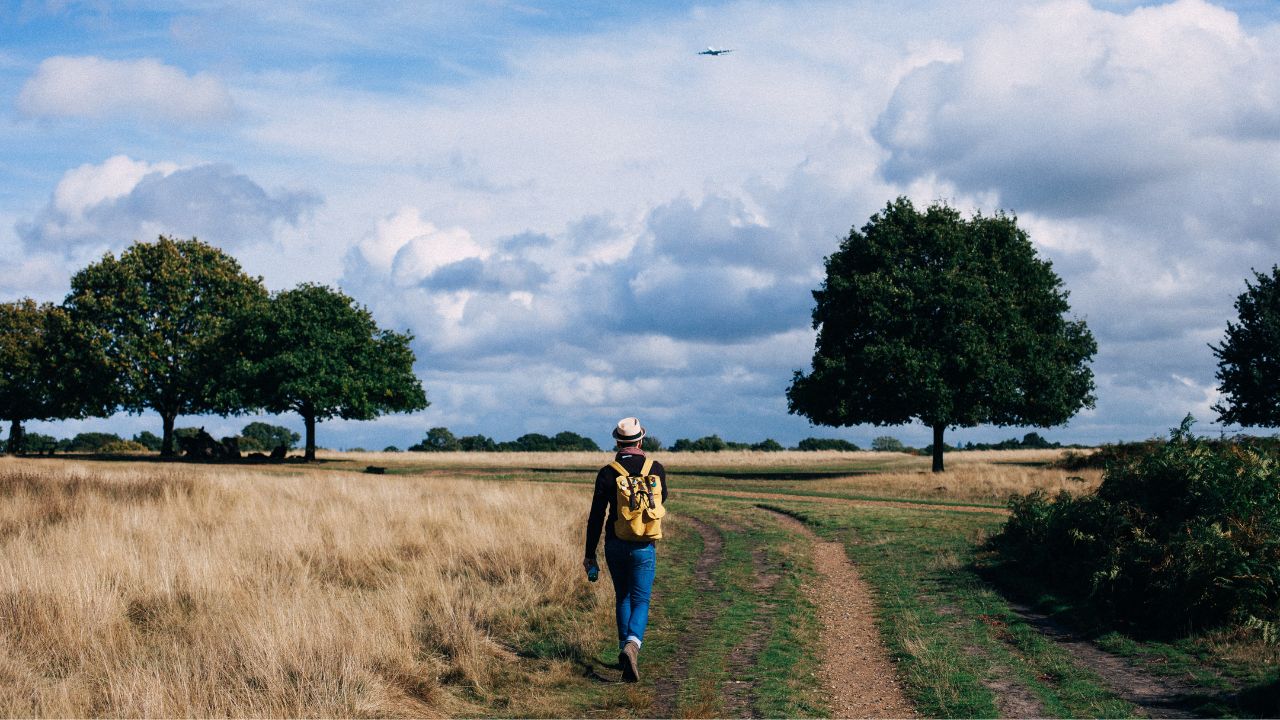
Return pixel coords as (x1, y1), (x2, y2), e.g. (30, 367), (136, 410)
(17, 156), (320, 255)
(18, 56), (235, 123)
(875, 0), (1280, 215)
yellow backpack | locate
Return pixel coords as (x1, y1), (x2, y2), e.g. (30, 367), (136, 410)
(610, 458), (666, 541)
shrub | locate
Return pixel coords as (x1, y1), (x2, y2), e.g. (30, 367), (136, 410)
(670, 435), (728, 452)
(240, 422), (300, 451)
(458, 434), (497, 452)
(133, 431), (163, 451)
(992, 417), (1280, 635)
(12, 432), (60, 454)
(383, 445), (401, 452)
(99, 439), (149, 453)
(66, 432), (125, 452)
(751, 438), (784, 452)
(551, 431), (601, 452)
(410, 427), (460, 452)
(641, 436), (662, 452)
(796, 437), (860, 451)
(870, 435), (905, 452)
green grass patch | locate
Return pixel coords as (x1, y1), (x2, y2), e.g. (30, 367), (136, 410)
(766, 501), (1141, 718)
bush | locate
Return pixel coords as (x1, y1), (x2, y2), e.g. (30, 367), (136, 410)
(551, 431), (601, 452)
(458, 434), (497, 452)
(410, 427), (460, 452)
(12, 432), (60, 454)
(992, 417), (1280, 635)
(65, 432), (125, 452)
(132, 431), (163, 451)
(641, 436), (662, 452)
(383, 445), (401, 453)
(797, 437), (860, 451)
(870, 435), (906, 452)
(751, 438), (784, 452)
(240, 422), (300, 451)
(99, 439), (149, 453)
(670, 435), (728, 452)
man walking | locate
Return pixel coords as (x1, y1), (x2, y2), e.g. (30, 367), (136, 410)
(584, 417), (669, 682)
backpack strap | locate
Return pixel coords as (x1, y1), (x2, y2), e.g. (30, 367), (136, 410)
(609, 461), (628, 477)
(640, 458), (654, 475)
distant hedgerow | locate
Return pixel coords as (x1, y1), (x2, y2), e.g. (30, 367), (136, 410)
(992, 417), (1280, 636)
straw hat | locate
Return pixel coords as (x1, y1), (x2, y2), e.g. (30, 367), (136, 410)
(612, 417), (645, 445)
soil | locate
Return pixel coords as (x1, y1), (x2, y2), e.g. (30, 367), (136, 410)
(765, 509), (916, 718)
(651, 515), (723, 718)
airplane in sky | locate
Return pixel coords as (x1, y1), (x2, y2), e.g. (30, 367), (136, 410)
(698, 47), (733, 56)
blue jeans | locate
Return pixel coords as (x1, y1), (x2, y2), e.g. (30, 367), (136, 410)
(604, 537), (656, 649)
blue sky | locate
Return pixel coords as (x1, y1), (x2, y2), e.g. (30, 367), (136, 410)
(3, 0), (1280, 450)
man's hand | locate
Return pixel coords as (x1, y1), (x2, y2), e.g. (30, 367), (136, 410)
(583, 557), (595, 573)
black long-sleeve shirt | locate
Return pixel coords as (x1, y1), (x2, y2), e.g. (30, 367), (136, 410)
(584, 449), (669, 560)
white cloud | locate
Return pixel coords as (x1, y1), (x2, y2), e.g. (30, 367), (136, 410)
(18, 56), (236, 123)
(53, 155), (179, 220)
(17, 157), (321, 280)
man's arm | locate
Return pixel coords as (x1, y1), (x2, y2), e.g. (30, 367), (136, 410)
(584, 469), (609, 562)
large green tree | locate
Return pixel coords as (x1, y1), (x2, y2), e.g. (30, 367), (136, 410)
(64, 236), (268, 456)
(1213, 266), (1280, 427)
(0, 300), (110, 454)
(233, 283), (428, 461)
(787, 198), (1097, 472)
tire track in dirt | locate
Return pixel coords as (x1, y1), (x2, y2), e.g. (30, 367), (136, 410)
(651, 515), (722, 718)
(1008, 603), (1204, 719)
(762, 508), (916, 719)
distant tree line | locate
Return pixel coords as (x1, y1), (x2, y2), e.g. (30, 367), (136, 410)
(403, 428), (880, 453)
(0, 236), (426, 461)
(407, 427), (604, 452)
(13, 422), (302, 456)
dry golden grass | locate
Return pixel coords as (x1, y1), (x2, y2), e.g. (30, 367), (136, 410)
(325, 448), (1086, 471)
(801, 463), (1103, 504)
(0, 457), (610, 717)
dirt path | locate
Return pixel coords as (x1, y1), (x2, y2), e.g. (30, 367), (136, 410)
(1008, 603), (1204, 719)
(764, 509), (916, 718)
(651, 515), (722, 718)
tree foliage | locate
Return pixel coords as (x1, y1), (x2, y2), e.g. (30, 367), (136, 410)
(870, 436), (906, 452)
(410, 427), (460, 452)
(787, 198), (1096, 471)
(0, 300), (106, 453)
(64, 236), (268, 456)
(1213, 266), (1280, 427)
(796, 437), (860, 451)
(232, 283), (427, 460)
(239, 421), (300, 451)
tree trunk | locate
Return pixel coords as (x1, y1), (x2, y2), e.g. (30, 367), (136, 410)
(6, 419), (23, 455)
(304, 412), (317, 462)
(161, 411), (177, 457)
(932, 423), (945, 473)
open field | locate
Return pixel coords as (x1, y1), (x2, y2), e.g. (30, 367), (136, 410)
(0, 450), (1270, 717)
